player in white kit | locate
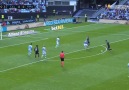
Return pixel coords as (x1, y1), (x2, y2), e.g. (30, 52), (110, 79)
(55, 37), (60, 48)
(84, 40), (88, 49)
(28, 43), (32, 56)
(41, 46), (46, 58)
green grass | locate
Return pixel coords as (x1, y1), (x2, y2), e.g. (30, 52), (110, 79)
(0, 22), (129, 90)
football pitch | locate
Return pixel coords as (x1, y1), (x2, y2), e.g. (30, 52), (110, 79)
(0, 23), (129, 90)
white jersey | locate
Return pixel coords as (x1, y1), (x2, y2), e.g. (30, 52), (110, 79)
(55, 37), (60, 48)
(56, 37), (60, 43)
(84, 40), (88, 48)
(42, 47), (46, 54)
(28, 45), (32, 51)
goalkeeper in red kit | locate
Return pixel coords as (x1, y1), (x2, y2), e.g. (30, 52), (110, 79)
(60, 51), (65, 67)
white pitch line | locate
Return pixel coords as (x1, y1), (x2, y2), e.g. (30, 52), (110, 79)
(66, 46), (107, 60)
(0, 23), (117, 49)
(0, 38), (48, 49)
(48, 45), (107, 61)
(0, 24), (95, 48)
(3, 35), (43, 40)
(0, 33), (129, 73)
(0, 36), (129, 73)
(0, 45), (104, 73)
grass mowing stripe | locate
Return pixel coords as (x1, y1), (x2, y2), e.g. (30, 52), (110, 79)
(0, 24), (115, 48)
(0, 36), (129, 73)
(49, 45), (107, 61)
(0, 44), (104, 73)
(0, 38), (48, 48)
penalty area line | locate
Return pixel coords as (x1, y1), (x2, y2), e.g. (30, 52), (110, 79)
(0, 45), (106, 73)
(48, 45), (107, 61)
(0, 36), (129, 73)
(0, 45), (104, 73)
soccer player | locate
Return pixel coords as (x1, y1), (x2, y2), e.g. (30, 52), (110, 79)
(105, 40), (112, 51)
(28, 43), (32, 56)
(41, 46), (46, 58)
(55, 37), (60, 48)
(60, 51), (65, 67)
(86, 36), (90, 46)
(34, 45), (39, 58)
(84, 40), (88, 49)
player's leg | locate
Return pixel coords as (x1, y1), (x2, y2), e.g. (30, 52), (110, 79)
(41, 53), (43, 58)
(38, 53), (39, 57)
(61, 61), (64, 67)
(55, 42), (57, 48)
(42, 52), (45, 58)
(84, 44), (85, 49)
(58, 42), (59, 47)
(56, 41), (59, 48)
(30, 50), (32, 55)
(35, 53), (36, 58)
(61, 58), (64, 67)
(84, 44), (87, 49)
(86, 44), (88, 48)
(28, 50), (31, 55)
(28, 50), (30, 55)
(88, 41), (90, 46)
(107, 45), (111, 50)
(108, 45), (112, 50)
(44, 52), (46, 58)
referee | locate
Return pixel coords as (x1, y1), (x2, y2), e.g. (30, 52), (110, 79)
(34, 45), (39, 58)
(60, 51), (65, 67)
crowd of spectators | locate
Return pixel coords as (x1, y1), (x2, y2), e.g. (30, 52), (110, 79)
(0, 0), (46, 13)
(100, 1), (129, 20)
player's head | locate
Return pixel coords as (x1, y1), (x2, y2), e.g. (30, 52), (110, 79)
(36, 45), (38, 47)
(61, 51), (63, 53)
(30, 43), (32, 45)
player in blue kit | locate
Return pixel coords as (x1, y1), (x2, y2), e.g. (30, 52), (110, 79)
(41, 46), (46, 58)
(84, 40), (88, 49)
(28, 43), (32, 56)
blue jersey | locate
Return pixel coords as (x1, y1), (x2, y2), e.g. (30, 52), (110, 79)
(84, 40), (88, 44)
(42, 47), (46, 53)
(28, 45), (32, 51)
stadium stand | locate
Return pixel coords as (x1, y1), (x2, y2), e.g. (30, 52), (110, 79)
(100, 0), (129, 20)
(73, 0), (129, 21)
(0, 0), (46, 13)
(74, 9), (97, 18)
(47, 6), (74, 15)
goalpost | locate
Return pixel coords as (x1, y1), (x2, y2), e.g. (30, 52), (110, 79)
(0, 24), (3, 40)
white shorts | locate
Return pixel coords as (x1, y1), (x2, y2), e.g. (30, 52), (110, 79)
(56, 41), (59, 45)
(28, 49), (32, 53)
(84, 44), (88, 47)
(42, 52), (46, 55)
